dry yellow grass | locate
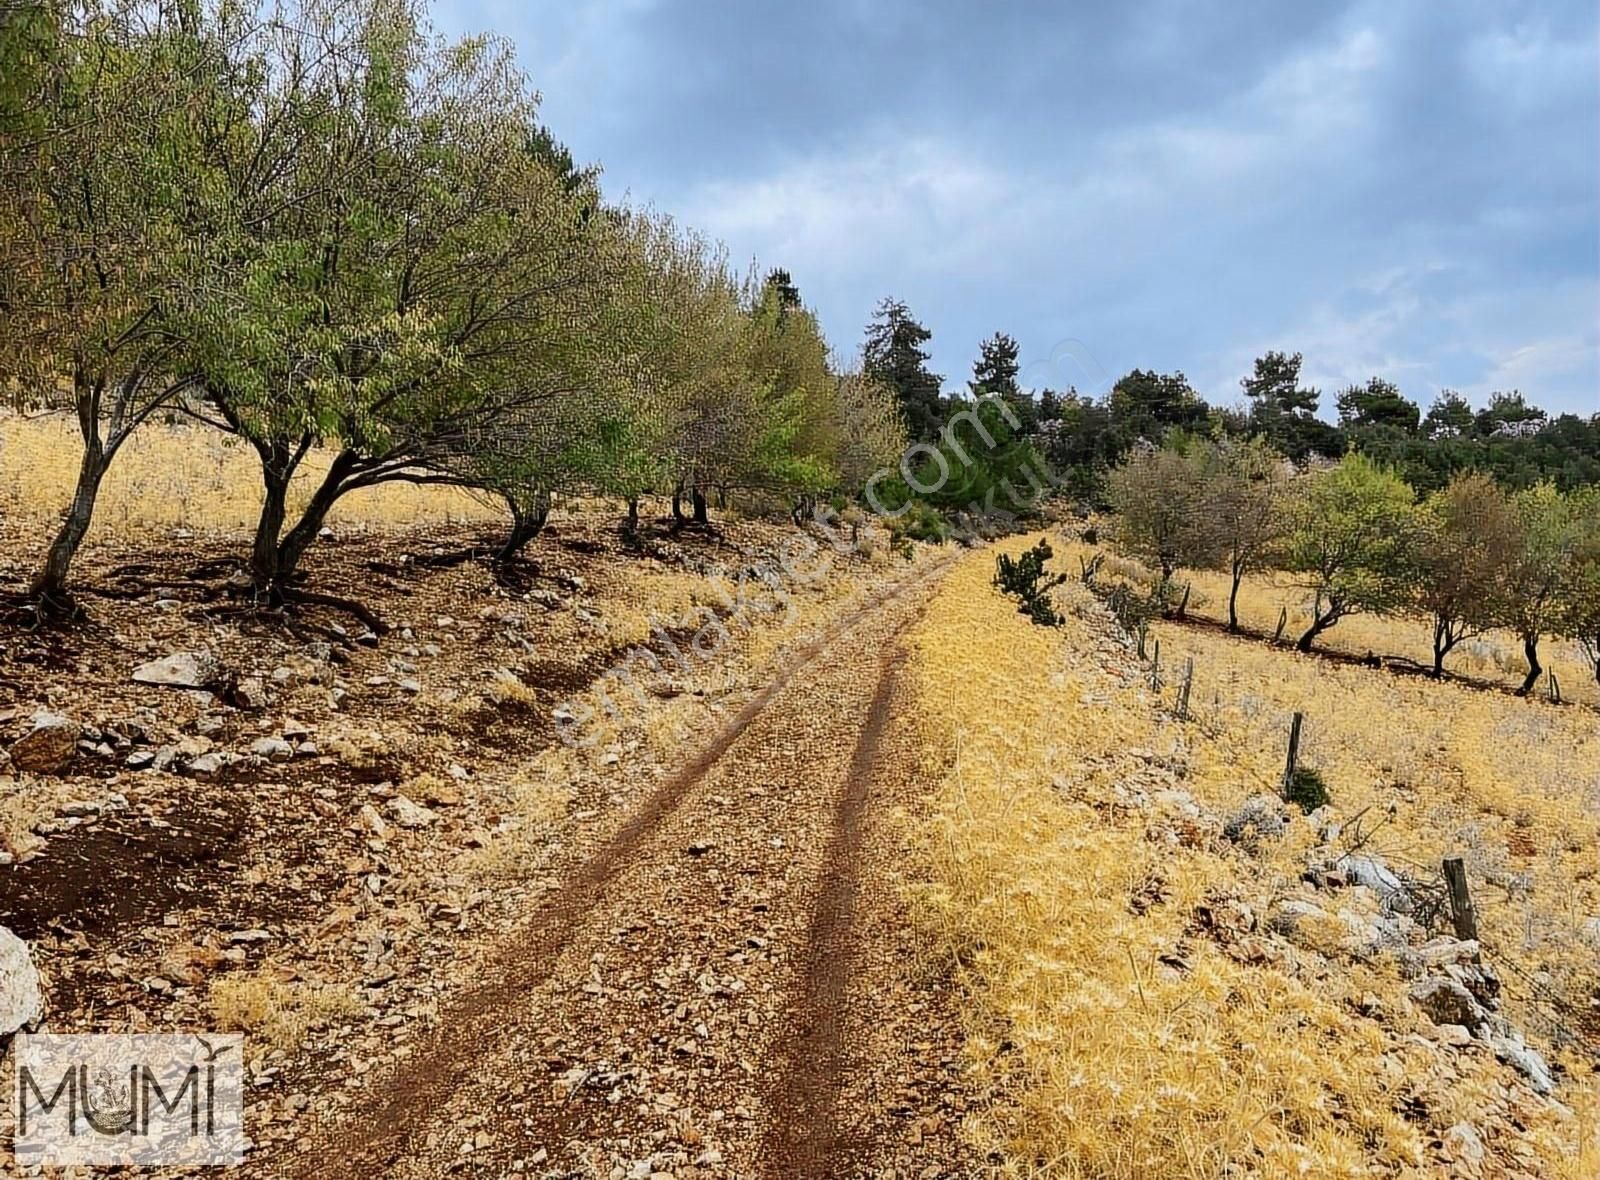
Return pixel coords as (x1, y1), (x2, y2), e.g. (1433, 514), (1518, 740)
(207, 971), (364, 1053)
(1140, 589), (1600, 1060)
(0, 412), (498, 536)
(1161, 557), (1598, 709)
(908, 535), (1600, 1178)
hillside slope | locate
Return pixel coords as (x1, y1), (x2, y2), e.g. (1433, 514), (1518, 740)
(907, 535), (1599, 1178)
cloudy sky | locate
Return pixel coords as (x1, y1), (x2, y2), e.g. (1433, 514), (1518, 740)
(437, 0), (1599, 418)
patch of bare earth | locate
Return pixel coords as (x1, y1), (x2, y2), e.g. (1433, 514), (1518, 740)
(0, 510), (979, 1179)
(252, 555), (979, 1180)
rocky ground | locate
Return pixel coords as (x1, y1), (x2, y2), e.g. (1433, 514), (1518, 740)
(265, 552), (981, 1180)
(1045, 564), (1591, 1178)
(0, 510), (980, 1179)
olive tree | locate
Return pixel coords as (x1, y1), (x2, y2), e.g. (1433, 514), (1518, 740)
(182, 0), (607, 604)
(1106, 438), (1220, 589)
(1496, 483), (1581, 696)
(1199, 436), (1289, 632)
(1561, 487), (1600, 689)
(832, 371), (907, 494)
(639, 232), (763, 526)
(744, 272), (850, 514)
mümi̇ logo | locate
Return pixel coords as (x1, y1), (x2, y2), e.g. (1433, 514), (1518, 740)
(13, 1033), (248, 1166)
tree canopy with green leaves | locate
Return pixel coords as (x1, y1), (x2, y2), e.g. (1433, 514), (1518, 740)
(175, 0), (613, 597)
(0, 0), (225, 605)
(1106, 438), (1220, 586)
(1495, 482), (1583, 695)
(0, 0), (925, 615)
(1337, 378), (1421, 437)
(1197, 435), (1290, 632)
(1283, 453), (1418, 651)
(1411, 472), (1522, 676)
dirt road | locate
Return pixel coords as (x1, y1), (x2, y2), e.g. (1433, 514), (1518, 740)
(264, 561), (981, 1179)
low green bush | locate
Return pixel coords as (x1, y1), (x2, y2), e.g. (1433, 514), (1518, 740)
(1285, 766), (1331, 813)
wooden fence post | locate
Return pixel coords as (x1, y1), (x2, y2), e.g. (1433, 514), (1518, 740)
(1274, 606), (1288, 643)
(1442, 857), (1478, 942)
(1177, 657), (1194, 721)
(1150, 639), (1162, 690)
(1281, 712), (1304, 798)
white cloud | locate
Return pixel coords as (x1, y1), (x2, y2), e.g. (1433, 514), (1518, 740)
(514, 0), (1596, 412)
(681, 138), (1023, 280)
(1464, 22), (1596, 112)
(1230, 270), (1600, 412)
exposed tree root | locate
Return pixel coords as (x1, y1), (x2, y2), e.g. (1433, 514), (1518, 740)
(280, 587), (389, 634)
(667, 517), (723, 539)
(0, 586), (86, 628)
(188, 582), (386, 639)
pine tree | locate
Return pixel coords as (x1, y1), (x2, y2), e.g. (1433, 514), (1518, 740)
(1037, 388), (1063, 422)
(1241, 351), (1342, 461)
(969, 332), (1020, 400)
(765, 268), (801, 311)
(863, 297), (944, 441)
(1242, 350), (1318, 415)
(1423, 390), (1475, 439)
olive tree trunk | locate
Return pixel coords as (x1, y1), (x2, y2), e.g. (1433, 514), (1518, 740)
(248, 449), (358, 598)
(1431, 616), (1464, 678)
(1296, 606), (1341, 653)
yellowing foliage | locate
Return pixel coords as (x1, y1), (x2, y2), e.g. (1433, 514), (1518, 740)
(909, 535), (1600, 1178)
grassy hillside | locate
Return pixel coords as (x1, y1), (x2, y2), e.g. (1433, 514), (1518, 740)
(908, 534), (1600, 1178)
(1, 413), (500, 538)
(1160, 558), (1598, 710)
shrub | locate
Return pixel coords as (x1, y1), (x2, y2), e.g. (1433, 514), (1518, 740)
(1285, 765), (1331, 813)
(1020, 592), (1064, 628)
(209, 972), (362, 1052)
(996, 540), (1067, 627)
(890, 500), (953, 544)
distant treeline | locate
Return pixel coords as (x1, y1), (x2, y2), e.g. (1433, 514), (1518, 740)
(860, 308), (1599, 503)
(1027, 353), (1600, 502)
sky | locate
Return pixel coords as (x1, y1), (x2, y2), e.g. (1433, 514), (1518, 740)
(436, 0), (1600, 419)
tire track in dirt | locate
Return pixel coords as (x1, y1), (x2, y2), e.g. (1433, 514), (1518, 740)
(266, 557), (956, 1178)
(755, 626), (982, 1180)
(757, 645), (903, 1174)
